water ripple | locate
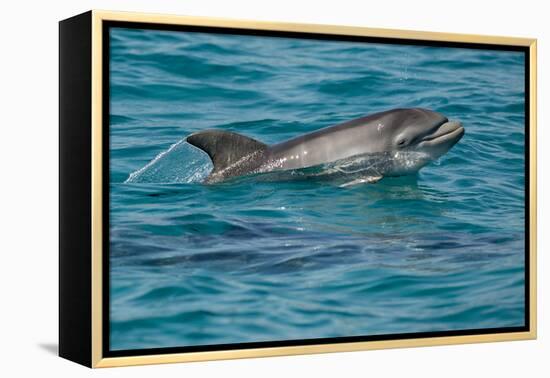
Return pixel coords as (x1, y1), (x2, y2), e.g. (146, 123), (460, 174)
(108, 27), (526, 350)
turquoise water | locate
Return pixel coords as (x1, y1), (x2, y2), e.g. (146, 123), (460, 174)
(108, 27), (526, 351)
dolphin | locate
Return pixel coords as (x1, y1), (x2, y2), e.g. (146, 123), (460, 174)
(186, 108), (464, 184)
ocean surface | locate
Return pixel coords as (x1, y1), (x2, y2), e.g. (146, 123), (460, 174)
(108, 27), (526, 351)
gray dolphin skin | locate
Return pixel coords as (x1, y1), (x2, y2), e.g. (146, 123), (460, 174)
(186, 108), (464, 184)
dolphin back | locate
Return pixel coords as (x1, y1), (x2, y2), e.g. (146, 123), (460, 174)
(186, 130), (267, 183)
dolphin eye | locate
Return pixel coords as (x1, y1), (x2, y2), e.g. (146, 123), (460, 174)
(397, 139), (407, 147)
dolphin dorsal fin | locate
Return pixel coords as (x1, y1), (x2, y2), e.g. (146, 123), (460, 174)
(186, 130), (267, 174)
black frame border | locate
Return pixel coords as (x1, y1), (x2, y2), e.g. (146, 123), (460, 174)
(59, 11), (93, 367)
(101, 20), (531, 359)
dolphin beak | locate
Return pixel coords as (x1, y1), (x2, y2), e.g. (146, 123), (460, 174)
(421, 121), (464, 145)
(417, 120), (464, 160)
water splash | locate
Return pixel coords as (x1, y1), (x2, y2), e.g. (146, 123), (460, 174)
(320, 151), (431, 178)
(125, 141), (433, 186)
(124, 139), (212, 184)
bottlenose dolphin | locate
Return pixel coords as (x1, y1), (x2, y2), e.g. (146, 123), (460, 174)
(186, 108), (464, 184)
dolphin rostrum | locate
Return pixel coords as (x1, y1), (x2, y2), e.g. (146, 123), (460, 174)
(186, 108), (464, 184)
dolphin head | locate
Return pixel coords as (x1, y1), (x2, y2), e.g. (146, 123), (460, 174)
(371, 108), (465, 175)
(389, 108), (464, 157)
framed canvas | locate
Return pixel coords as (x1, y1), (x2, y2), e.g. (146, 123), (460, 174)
(59, 10), (537, 368)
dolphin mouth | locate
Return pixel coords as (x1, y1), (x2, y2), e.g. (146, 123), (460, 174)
(420, 121), (464, 145)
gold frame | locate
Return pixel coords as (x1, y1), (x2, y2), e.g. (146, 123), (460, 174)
(89, 9), (537, 368)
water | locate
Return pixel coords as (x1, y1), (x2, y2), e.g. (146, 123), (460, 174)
(108, 27), (526, 351)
